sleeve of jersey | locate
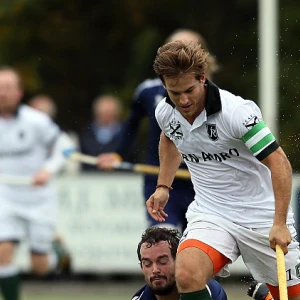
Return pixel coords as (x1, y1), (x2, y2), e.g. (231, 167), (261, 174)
(241, 121), (279, 160)
(43, 131), (76, 174)
(231, 100), (279, 161)
(40, 115), (61, 146)
(154, 99), (167, 132)
(38, 116), (69, 174)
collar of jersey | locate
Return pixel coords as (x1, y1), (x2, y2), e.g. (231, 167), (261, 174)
(205, 79), (222, 116)
(165, 79), (221, 117)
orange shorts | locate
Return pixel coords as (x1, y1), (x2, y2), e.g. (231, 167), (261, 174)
(178, 239), (230, 275)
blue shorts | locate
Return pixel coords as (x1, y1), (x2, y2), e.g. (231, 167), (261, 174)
(144, 182), (195, 231)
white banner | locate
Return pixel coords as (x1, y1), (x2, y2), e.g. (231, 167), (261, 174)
(16, 173), (300, 275)
(56, 173), (147, 273)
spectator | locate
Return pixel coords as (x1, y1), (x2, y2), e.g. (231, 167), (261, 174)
(28, 94), (57, 120)
(80, 94), (124, 171)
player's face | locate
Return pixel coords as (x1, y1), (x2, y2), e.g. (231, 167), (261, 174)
(0, 71), (23, 114)
(164, 74), (206, 124)
(30, 99), (52, 117)
(140, 241), (176, 296)
(94, 98), (120, 126)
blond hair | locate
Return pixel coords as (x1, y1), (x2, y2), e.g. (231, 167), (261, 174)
(153, 40), (208, 83)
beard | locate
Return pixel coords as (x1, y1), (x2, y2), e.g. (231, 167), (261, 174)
(148, 275), (177, 296)
(151, 281), (177, 295)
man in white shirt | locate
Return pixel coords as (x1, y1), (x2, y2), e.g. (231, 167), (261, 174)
(0, 66), (72, 300)
(146, 41), (300, 300)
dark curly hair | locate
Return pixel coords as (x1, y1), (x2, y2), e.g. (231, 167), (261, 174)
(137, 226), (182, 265)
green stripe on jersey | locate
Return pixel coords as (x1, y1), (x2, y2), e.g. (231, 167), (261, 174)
(242, 121), (267, 143)
(250, 133), (275, 153)
(241, 121), (276, 155)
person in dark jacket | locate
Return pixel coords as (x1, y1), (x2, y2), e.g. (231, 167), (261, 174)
(80, 94), (123, 171)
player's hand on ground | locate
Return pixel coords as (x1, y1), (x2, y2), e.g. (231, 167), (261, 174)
(32, 169), (51, 186)
(97, 153), (122, 170)
(269, 223), (292, 255)
(146, 188), (169, 222)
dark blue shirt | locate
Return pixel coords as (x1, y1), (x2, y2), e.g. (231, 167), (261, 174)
(131, 278), (228, 300)
(117, 78), (193, 189)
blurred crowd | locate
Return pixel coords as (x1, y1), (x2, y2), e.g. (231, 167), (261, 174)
(27, 93), (130, 174)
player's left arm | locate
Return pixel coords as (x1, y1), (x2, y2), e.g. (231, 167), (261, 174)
(33, 117), (75, 185)
(262, 147), (292, 253)
(42, 131), (75, 174)
(230, 100), (292, 253)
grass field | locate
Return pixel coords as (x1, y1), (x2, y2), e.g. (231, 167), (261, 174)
(0, 276), (254, 300)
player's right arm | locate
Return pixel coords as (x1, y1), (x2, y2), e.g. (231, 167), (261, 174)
(146, 132), (182, 222)
(158, 132), (183, 187)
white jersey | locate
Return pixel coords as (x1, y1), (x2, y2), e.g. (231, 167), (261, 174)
(0, 104), (60, 203)
(155, 80), (294, 228)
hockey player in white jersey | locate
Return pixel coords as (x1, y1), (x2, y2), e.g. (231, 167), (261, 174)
(0, 66), (73, 300)
(146, 41), (300, 300)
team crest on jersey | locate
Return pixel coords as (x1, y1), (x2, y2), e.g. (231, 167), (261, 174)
(243, 114), (260, 130)
(169, 119), (183, 140)
(206, 124), (218, 141)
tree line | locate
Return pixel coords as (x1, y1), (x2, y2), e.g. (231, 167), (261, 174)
(0, 0), (299, 170)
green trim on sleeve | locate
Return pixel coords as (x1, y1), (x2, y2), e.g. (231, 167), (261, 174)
(250, 133), (276, 154)
(241, 121), (267, 143)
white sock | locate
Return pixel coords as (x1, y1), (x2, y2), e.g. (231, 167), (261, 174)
(0, 265), (18, 278)
(48, 251), (58, 271)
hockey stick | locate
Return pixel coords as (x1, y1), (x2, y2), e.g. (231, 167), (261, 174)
(63, 150), (191, 179)
(276, 244), (288, 300)
(0, 174), (33, 185)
